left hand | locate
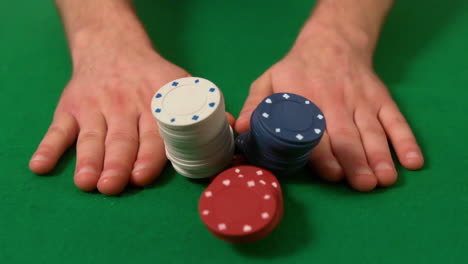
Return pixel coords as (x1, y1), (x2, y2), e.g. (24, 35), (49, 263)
(235, 31), (424, 191)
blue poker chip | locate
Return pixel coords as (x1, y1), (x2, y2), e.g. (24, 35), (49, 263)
(236, 93), (327, 175)
(253, 93), (326, 145)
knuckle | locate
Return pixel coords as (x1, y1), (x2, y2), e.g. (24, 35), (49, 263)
(76, 157), (100, 170)
(78, 130), (105, 143)
(386, 116), (408, 131)
(106, 130), (138, 145)
(47, 125), (69, 139)
(36, 143), (57, 156)
(140, 130), (160, 141)
(330, 126), (357, 138)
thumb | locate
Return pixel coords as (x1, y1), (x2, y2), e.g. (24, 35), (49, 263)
(235, 72), (273, 133)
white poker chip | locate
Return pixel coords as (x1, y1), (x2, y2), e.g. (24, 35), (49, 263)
(151, 77), (234, 179)
(151, 77), (222, 128)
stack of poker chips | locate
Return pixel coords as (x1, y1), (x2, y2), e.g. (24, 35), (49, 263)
(198, 166), (283, 243)
(236, 93), (326, 175)
(151, 77), (235, 179)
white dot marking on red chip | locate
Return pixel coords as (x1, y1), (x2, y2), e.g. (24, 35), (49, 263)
(264, 194), (271, 200)
(205, 191), (213, 197)
(247, 181), (255, 187)
(261, 212), (270, 219)
(202, 210), (210, 216)
(235, 168), (240, 173)
(222, 179), (231, 186)
(243, 225), (252, 232)
(256, 170), (263, 175)
(272, 182), (278, 188)
(238, 174), (244, 178)
(259, 180), (266, 185)
(218, 223), (227, 231)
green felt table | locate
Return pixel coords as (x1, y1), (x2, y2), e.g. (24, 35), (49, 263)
(1, 0), (467, 263)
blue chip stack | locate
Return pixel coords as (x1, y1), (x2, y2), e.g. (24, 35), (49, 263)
(236, 93), (326, 175)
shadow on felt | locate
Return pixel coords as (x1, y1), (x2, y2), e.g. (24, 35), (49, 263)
(232, 185), (313, 258)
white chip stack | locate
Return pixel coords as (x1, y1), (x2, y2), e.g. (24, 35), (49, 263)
(151, 77), (235, 178)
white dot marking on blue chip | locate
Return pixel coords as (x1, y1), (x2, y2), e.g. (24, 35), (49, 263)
(275, 128), (281, 133)
(265, 98), (272, 104)
(282, 93), (290, 99)
(305, 100), (310, 104)
(262, 112), (269, 118)
(314, 129), (322, 134)
(296, 134), (304, 140)
(317, 114), (324, 120)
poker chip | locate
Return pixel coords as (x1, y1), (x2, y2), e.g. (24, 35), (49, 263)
(236, 93), (326, 175)
(151, 77), (235, 178)
(199, 166), (283, 243)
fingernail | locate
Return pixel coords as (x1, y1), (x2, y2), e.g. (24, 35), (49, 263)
(325, 160), (341, 170)
(102, 170), (119, 178)
(375, 162), (393, 171)
(132, 164), (149, 174)
(31, 154), (48, 162)
(406, 151), (420, 159)
(77, 166), (97, 175)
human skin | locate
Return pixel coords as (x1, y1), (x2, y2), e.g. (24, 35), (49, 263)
(236, 0), (424, 191)
(30, 0), (423, 194)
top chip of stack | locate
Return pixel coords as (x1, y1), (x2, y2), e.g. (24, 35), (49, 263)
(151, 77), (234, 178)
(236, 93), (326, 175)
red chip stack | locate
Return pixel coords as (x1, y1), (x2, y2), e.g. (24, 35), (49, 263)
(198, 166), (283, 243)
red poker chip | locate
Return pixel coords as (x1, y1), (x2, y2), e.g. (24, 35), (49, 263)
(199, 166), (283, 243)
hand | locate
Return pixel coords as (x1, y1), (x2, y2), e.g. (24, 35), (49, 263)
(29, 37), (190, 195)
(235, 31), (424, 191)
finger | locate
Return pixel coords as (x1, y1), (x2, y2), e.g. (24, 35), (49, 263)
(379, 102), (424, 170)
(97, 112), (139, 195)
(30, 112), (79, 174)
(328, 111), (378, 192)
(355, 109), (397, 187)
(226, 112), (235, 127)
(130, 113), (166, 186)
(74, 111), (106, 192)
(309, 132), (344, 182)
(235, 72), (273, 133)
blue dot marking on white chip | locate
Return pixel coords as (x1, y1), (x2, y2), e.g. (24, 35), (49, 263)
(155, 108), (161, 113)
(195, 79), (200, 83)
(209, 102), (216, 107)
(170, 118), (176, 122)
(192, 115), (199, 120)
(156, 93), (162, 98)
(209, 88), (216, 92)
(172, 81), (179, 86)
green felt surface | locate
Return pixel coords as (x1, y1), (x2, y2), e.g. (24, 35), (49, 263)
(1, 0), (467, 263)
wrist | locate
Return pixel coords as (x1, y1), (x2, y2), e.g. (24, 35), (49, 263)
(292, 0), (391, 65)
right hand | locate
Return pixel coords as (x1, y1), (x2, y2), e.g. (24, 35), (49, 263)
(29, 35), (190, 195)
